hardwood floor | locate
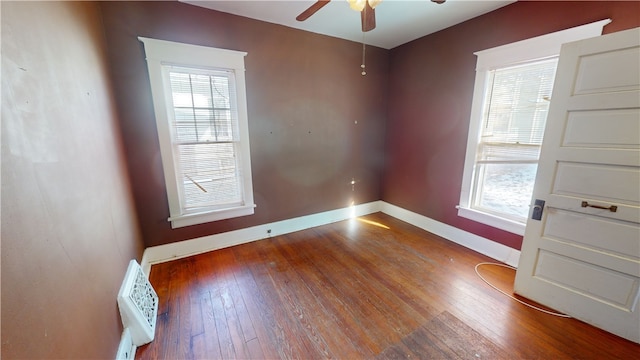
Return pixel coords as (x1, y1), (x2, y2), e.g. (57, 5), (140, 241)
(136, 213), (640, 359)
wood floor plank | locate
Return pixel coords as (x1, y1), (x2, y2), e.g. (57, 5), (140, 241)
(375, 336), (424, 360)
(273, 232), (383, 357)
(427, 311), (510, 359)
(245, 337), (264, 360)
(216, 260), (251, 358)
(225, 258), (280, 359)
(321, 225), (448, 318)
(189, 290), (204, 338)
(287, 232), (417, 351)
(189, 333), (206, 360)
(149, 261), (171, 316)
(213, 249), (257, 343)
(137, 212), (640, 360)
(160, 261), (186, 360)
(233, 242), (318, 359)
(399, 325), (453, 359)
(199, 291), (223, 360)
(211, 287), (238, 359)
(229, 245), (291, 359)
(269, 234), (365, 358)
(309, 230), (429, 331)
(253, 238), (338, 358)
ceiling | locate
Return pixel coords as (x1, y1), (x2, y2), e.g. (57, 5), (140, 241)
(181, 0), (515, 49)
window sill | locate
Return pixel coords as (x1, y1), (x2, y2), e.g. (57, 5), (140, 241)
(457, 206), (525, 236)
(169, 204), (256, 229)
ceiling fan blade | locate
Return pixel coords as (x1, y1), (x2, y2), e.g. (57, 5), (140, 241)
(361, 1), (376, 32)
(296, 0), (331, 21)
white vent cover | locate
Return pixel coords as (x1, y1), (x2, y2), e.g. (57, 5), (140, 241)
(117, 260), (158, 346)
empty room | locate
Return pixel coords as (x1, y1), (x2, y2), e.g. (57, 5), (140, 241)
(2, 1), (640, 359)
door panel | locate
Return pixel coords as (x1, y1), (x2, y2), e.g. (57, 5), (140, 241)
(553, 162), (640, 204)
(555, 147), (640, 166)
(544, 209), (640, 258)
(563, 109), (640, 148)
(534, 250), (639, 310)
(514, 27), (640, 343)
(539, 235), (640, 277)
(573, 46), (640, 94)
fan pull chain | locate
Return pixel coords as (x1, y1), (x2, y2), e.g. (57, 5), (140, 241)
(361, 32), (367, 76)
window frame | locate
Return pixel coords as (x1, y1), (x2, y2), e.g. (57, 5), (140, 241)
(139, 37), (255, 228)
(457, 19), (611, 235)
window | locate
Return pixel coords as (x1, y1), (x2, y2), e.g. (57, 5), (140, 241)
(472, 58), (558, 222)
(139, 37), (255, 228)
(458, 20), (610, 235)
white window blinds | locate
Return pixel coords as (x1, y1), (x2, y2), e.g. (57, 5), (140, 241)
(166, 67), (244, 213)
(472, 58), (558, 221)
(478, 58), (558, 165)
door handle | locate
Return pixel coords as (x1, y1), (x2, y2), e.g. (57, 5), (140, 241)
(581, 201), (617, 212)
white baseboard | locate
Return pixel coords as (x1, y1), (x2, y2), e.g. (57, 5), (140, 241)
(141, 201), (520, 275)
(379, 202), (521, 267)
(141, 201), (381, 275)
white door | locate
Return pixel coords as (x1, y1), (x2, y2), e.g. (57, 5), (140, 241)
(514, 27), (640, 343)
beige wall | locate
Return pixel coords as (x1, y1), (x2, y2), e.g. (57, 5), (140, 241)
(1, 2), (144, 358)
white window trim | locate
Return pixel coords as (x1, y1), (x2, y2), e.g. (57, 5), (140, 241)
(458, 19), (611, 235)
(139, 37), (255, 228)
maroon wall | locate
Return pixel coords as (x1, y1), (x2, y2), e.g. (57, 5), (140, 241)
(100, 1), (389, 247)
(383, 1), (640, 250)
(1, 2), (144, 358)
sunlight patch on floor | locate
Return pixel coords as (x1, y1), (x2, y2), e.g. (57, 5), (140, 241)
(357, 217), (390, 229)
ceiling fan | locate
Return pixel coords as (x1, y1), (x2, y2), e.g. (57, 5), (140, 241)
(296, 0), (446, 32)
